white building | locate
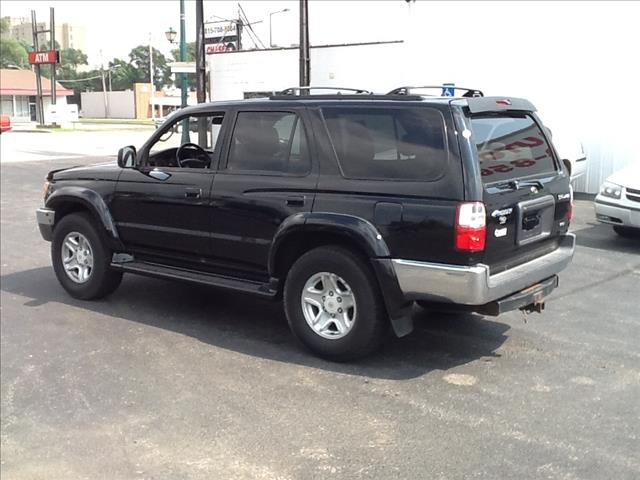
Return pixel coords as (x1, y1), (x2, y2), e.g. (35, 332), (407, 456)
(207, 2), (639, 194)
(0, 68), (72, 122)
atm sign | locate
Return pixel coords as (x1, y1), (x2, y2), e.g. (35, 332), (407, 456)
(28, 50), (60, 65)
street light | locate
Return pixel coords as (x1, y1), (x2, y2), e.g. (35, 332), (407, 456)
(165, 27), (177, 44)
(107, 64), (123, 91)
(269, 8), (290, 48)
(165, 1), (189, 143)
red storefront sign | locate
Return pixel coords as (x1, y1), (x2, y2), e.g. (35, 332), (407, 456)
(28, 50), (60, 65)
(206, 43), (237, 54)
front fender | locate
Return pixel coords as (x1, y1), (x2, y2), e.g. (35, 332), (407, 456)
(46, 186), (120, 243)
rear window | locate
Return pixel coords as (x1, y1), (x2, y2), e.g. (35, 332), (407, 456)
(470, 115), (557, 183)
(322, 107), (447, 181)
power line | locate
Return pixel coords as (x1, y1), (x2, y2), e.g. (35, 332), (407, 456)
(238, 3), (266, 49)
(57, 75), (103, 82)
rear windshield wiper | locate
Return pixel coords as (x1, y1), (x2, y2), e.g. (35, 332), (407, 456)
(490, 179), (544, 192)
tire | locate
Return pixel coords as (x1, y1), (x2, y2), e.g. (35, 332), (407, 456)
(51, 212), (123, 300)
(613, 226), (639, 238)
(283, 245), (388, 361)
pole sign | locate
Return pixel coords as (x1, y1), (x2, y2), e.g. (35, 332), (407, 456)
(204, 21), (239, 53)
(29, 50), (60, 65)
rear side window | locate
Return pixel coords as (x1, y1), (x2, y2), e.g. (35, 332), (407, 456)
(470, 115), (557, 183)
(227, 111), (310, 175)
(322, 107), (447, 181)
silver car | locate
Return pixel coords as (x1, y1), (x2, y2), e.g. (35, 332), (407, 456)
(594, 165), (640, 236)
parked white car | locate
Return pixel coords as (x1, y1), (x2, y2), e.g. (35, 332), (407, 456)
(594, 164), (640, 236)
(549, 130), (587, 182)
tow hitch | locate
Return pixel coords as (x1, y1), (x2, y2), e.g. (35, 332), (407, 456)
(475, 276), (558, 317)
(520, 300), (545, 315)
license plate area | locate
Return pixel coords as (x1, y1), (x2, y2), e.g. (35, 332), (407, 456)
(516, 195), (555, 246)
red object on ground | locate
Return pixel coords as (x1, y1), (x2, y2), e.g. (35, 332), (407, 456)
(0, 114), (12, 133)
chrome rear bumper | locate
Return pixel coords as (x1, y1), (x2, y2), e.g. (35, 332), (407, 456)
(392, 233), (575, 305)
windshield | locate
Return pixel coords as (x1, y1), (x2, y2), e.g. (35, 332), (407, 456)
(471, 114), (557, 184)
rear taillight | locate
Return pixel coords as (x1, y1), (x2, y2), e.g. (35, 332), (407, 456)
(455, 202), (486, 252)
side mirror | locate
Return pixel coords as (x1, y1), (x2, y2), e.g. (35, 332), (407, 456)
(117, 146), (136, 168)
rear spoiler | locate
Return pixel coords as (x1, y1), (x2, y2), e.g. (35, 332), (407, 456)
(459, 96), (537, 114)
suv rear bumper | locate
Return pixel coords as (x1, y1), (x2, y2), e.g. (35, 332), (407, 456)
(391, 233), (575, 305)
(36, 207), (55, 241)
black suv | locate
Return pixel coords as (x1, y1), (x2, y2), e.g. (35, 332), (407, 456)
(36, 87), (575, 360)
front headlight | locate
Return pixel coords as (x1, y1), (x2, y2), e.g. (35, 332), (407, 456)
(600, 181), (622, 199)
(43, 180), (52, 201)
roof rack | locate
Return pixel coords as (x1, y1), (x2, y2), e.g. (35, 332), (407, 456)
(386, 86), (484, 98)
(277, 86), (373, 96)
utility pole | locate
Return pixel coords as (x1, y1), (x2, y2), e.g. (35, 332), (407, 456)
(299, 0), (310, 91)
(149, 33), (155, 120)
(180, 0), (189, 143)
(50, 7), (56, 114)
(195, 0), (207, 146)
(101, 66), (109, 118)
(30, 10), (45, 125)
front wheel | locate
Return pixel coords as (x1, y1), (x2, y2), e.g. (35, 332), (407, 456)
(51, 212), (123, 300)
(283, 246), (388, 361)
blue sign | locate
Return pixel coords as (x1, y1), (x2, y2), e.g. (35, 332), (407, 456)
(442, 83), (455, 97)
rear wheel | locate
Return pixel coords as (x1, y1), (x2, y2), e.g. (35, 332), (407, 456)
(283, 246), (388, 361)
(51, 212), (123, 300)
(613, 226), (639, 238)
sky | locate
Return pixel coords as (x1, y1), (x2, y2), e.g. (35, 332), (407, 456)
(1, 0), (407, 67)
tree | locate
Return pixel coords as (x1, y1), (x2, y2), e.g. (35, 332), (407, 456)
(0, 38), (29, 68)
(0, 17), (9, 35)
(128, 45), (171, 90)
(107, 58), (136, 91)
(38, 39), (61, 50)
(58, 48), (88, 79)
(60, 48), (87, 67)
(171, 41), (197, 90)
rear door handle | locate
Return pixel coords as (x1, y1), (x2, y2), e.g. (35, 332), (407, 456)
(185, 187), (202, 199)
(285, 195), (305, 207)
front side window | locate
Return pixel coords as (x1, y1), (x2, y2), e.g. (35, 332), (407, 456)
(321, 107), (448, 181)
(226, 111), (310, 175)
(147, 113), (225, 168)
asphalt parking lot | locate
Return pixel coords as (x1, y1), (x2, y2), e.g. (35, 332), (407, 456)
(1, 153), (639, 479)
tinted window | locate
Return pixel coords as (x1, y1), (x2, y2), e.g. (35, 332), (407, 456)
(470, 115), (557, 183)
(322, 107), (447, 181)
(227, 111), (310, 174)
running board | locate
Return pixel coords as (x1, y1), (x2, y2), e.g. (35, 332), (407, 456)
(110, 260), (278, 298)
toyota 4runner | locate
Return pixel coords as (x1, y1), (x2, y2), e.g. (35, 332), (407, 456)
(36, 87), (575, 360)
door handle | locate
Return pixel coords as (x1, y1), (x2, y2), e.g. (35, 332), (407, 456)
(285, 196), (305, 207)
(185, 187), (202, 199)
(149, 169), (171, 181)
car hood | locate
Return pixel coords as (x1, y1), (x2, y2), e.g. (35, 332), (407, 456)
(49, 161), (121, 182)
(607, 164), (640, 190)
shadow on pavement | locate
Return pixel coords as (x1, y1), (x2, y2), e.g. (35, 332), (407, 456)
(574, 222), (640, 254)
(1, 267), (510, 380)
